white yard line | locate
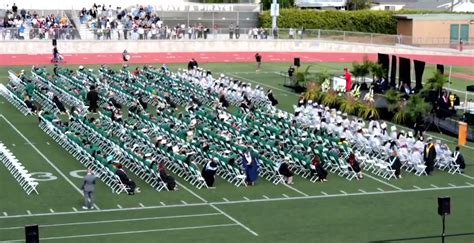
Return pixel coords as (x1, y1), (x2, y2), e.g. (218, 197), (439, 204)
(413, 186), (421, 189)
(26, 210), (31, 215)
(364, 173), (402, 190)
(1, 185), (473, 220)
(1, 115), (100, 209)
(459, 173), (474, 180)
(222, 198), (229, 202)
(139, 203), (145, 208)
(116, 205), (122, 209)
(448, 183), (456, 187)
(243, 197), (250, 201)
(3, 224), (238, 242)
(340, 190), (347, 194)
(160, 202), (166, 206)
(49, 209), (55, 213)
(2, 212), (7, 216)
(175, 181), (259, 236)
(377, 188), (385, 192)
(0, 213), (222, 230)
(72, 207), (78, 212)
(282, 184), (309, 197)
(358, 189), (367, 193)
(430, 184), (439, 188)
(262, 195), (270, 199)
(282, 194), (290, 198)
(181, 200), (188, 205)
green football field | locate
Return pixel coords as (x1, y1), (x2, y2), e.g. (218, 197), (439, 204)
(0, 62), (473, 243)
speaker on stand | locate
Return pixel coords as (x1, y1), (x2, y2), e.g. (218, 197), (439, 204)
(438, 197), (451, 243)
(52, 39), (57, 46)
(294, 57), (300, 67)
(25, 225), (39, 243)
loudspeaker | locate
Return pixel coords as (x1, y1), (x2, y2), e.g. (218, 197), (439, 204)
(467, 85), (474, 92)
(52, 39), (57, 46)
(25, 225), (39, 243)
(414, 60), (426, 91)
(438, 197), (451, 216)
(294, 57), (300, 67)
(437, 64), (444, 75)
(377, 53), (389, 79)
(390, 55), (397, 88)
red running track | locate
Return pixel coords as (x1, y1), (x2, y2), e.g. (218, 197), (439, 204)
(0, 52), (472, 66)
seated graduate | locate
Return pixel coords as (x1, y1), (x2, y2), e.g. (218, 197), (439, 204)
(267, 89), (279, 106)
(278, 157), (294, 184)
(310, 154), (328, 182)
(23, 94), (37, 113)
(347, 153), (363, 179)
(241, 149), (259, 186)
(157, 161), (178, 191)
(52, 95), (67, 113)
(115, 163), (140, 195)
(452, 146), (465, 173)
(388, 150), (402, 178)
(201, 158), (219, 188)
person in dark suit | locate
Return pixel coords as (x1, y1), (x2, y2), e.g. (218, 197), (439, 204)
(453, 146), (465, 172)
(86, 85), (99, 113)
(187, 58), (198, 70)
(115, 164), (139, 195)
(423, 137), (437, 175)
(81, 169), (96, 210)
(255, 53), (262, 72)
(201, 159), (218, 187)
(157, 161), (177, 191)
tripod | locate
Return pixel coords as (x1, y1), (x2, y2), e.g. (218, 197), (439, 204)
(424, 110), (442, 134)
(441, 214), (446, 243)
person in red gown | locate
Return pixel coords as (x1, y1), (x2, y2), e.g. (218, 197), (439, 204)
(344, 67), (352, 92)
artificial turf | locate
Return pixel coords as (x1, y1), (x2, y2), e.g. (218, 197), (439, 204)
(0, 62), (473, 242)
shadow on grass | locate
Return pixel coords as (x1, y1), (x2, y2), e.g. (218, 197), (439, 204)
(370, 232), (474, 242)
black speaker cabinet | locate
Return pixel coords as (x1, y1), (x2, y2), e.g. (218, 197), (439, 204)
(52, 39), (57, 46)
(294, 57), (300, 67)
(25, 224), (39, 243)
(438, 197), (451, 216)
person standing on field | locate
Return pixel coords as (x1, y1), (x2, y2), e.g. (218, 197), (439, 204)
(81, 169), (96, 210)
(255, 53), (262, 72)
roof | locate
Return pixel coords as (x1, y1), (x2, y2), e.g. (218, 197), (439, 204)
(373, 0), (470, 10)
(395, 13), (474, 20)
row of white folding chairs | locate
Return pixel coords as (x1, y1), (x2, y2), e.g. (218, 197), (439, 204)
(435, 153), (461, 174)
(0, 83), (32, 115)
(38, 117), (127, 194)
(0, 142), (39, 195)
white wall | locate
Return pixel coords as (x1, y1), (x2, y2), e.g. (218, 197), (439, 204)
(0, 39), (466, 56)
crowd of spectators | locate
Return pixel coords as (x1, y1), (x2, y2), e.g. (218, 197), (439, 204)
(1, 3), (75, 40)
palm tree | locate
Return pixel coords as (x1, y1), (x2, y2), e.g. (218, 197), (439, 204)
(384, 89), (403, 113)
(423, 71), (448, 97)
(370, 63), (385, 81)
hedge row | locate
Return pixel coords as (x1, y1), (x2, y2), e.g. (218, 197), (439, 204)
(259, 10), (464, 34)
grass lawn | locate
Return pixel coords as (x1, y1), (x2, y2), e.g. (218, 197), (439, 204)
(0, 62), (473, 242)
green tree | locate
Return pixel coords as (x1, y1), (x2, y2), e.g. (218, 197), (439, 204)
(346, 0), (372, 10)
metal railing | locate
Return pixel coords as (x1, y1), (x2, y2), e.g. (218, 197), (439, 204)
(1, 26), (472, 50)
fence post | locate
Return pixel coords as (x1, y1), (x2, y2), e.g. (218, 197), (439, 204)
(318, 29), (320, 40)
(370, 33), (373, 44)
(343, 31), (346, 41)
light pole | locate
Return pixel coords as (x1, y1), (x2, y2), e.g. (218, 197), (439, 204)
(270, 0), (279, 38)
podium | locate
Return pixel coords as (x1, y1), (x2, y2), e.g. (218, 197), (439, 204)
(458, 122), (467, 145)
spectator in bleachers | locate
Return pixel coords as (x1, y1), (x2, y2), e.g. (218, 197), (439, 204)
(202, 158), (218, 188)
(242, 149), (259, 186)
(453, 146), (465, 173)
(115, 163), (139, 195)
